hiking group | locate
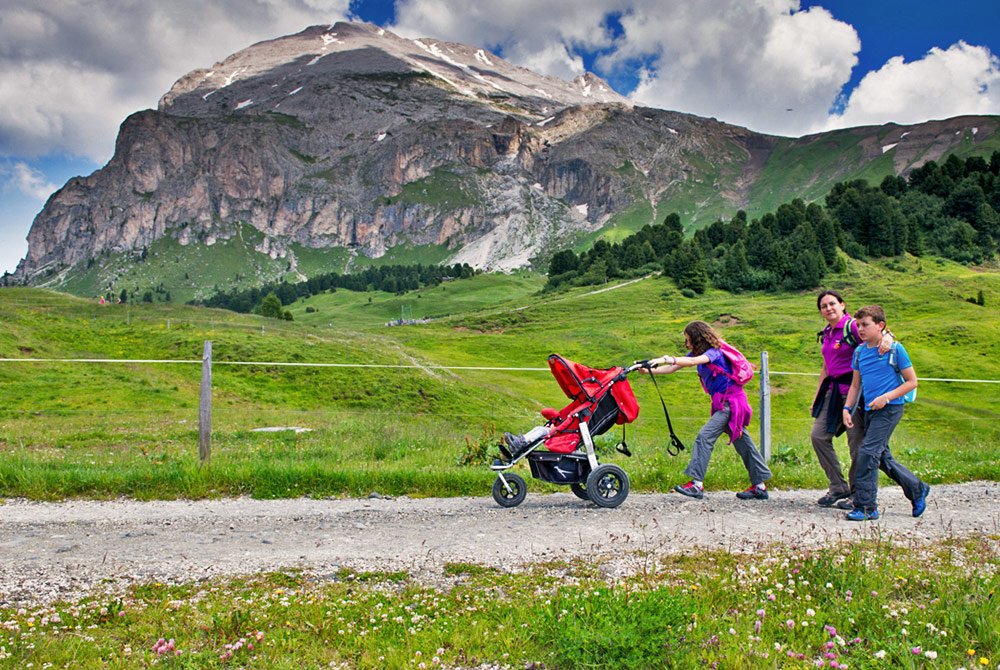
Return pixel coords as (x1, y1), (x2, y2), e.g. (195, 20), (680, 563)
(504, 290), (930, 521)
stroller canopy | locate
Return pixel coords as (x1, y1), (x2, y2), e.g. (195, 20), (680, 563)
(547, 354), (639, 424)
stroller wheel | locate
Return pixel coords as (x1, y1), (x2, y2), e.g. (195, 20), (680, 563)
(570, 482), (589, 500)
(492, 473), (527, 508)
(585, 464), (630, 508)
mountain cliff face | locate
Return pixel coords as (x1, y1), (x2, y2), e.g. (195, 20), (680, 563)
(13, 21), (1000, 296)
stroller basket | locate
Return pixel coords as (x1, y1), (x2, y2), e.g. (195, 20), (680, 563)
(527, 452), (588, 485)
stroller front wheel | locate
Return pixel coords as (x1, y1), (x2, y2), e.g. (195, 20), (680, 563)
(586, 464), (630, 508)
(570, 482), (589, 500)
(492, 473), (527, 508)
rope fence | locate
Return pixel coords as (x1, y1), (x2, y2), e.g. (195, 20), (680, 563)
(2, 347), (998, 463)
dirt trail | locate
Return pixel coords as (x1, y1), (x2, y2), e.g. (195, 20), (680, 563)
(2, 482), (998, 606)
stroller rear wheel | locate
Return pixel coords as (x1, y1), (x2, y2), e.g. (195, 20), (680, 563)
(585, 464), (630, 508)
(570, 482), (589, 500)
(492, 473), (527, 508)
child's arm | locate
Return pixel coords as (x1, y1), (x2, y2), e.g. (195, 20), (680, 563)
(641, 353), (710, 375)
(841, 371), (862, 428)
(867, 366), (918, 410)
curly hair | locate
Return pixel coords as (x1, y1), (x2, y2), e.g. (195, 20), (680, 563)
(684, 320), (722, 356)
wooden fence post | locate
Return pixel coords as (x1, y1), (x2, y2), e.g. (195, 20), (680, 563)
(759, 351), (771, 462)
(199, 340), (212, 464)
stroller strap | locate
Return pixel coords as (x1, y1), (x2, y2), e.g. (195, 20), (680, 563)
(645, 371), (687, 456)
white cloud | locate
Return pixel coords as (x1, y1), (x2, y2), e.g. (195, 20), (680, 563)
(393, 0), (861, 136)
(0, 0), (351, 161)
(826, 41), (1000, 130)
(4, 161), (58, 200)
(393, 0), (616, 82)
(622, 2), (860, 136)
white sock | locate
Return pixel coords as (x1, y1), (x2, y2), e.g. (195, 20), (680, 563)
(757, 483), (767, 491)
(693, 480), (703, 489)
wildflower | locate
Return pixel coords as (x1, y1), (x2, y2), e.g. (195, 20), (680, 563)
(806, 608), (816, 617)
(978, 658), (988, 666)
(968, 650), (977, 657)
(825, 625), (838, 637)
(756, 609), (766, 619)
(754, 620), (761, 634)
(874, 650), (887, 659)
(786, 619), (795, 629)
(924, 651), (938, 659)
(911, 647), (922, 655)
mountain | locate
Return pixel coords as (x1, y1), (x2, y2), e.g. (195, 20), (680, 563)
(11, 21), (1000, 300)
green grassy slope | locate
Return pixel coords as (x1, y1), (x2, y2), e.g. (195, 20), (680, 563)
(2, 255), (998, 499)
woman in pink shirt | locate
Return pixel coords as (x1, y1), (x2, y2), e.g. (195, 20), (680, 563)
(811, 290), (890, 508)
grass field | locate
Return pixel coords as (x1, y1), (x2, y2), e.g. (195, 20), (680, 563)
(1, 253), (998, 501)
(1, 537), (996, 669)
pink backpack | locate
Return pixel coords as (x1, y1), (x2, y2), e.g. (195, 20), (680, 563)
(706, 340), (755, 386)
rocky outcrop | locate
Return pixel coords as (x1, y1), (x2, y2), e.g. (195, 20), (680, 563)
(13, 21), (1000, 288)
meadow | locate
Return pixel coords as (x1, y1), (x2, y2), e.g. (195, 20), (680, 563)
(2, 256), (1000, 669)
(1, 537), (996, 669)
(1, 253), (998, 500)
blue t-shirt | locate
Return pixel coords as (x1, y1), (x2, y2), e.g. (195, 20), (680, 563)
(852, 342), (912, 408)
(696, 347), (732, 396)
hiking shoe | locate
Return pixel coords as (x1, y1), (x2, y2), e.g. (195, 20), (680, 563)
(736, 485), (768, 500)
(503, 432), (528, 454)
(674, 481), (704, 499)
(817, 491), (850, 507)
(835, 497), (854, 510)
(912, 482), (931, 518)
(845, 508), (880, 521)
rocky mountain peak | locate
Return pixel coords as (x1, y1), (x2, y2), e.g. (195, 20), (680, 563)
(159, 21), (629, 120)
(12, 21), (998, 300)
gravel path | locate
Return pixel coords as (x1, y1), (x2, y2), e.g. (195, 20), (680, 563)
(2, 482), (998, 606)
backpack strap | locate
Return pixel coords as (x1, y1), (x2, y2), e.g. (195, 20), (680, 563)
(842, 318), (858, 348)
(888, 342), (900, 373)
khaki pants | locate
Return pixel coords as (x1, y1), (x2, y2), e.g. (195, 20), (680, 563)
(810, 389), (865, 496)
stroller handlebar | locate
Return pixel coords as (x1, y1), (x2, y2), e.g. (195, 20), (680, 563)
(621, 361), (651, 376)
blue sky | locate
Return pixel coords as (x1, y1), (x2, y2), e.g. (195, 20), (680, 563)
(2, 0), (999, 275)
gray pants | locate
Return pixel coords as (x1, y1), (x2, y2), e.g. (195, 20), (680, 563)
(853, 405), (923, 511)
(684, 403), (772, 486)
(810, 390), (865, 496)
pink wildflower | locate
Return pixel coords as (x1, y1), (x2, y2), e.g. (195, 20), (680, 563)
(786, 619), (795, 629)
(911, 647), (922, 655)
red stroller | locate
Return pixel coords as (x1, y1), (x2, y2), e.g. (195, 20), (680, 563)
(490, 354), (642, 508)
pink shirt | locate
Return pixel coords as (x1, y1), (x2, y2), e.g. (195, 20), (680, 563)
(821, 314), (860, 393)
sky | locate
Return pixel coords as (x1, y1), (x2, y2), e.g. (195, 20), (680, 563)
(1, 0), (999, 275)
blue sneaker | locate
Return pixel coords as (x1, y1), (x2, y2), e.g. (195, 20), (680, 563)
(846, 508), (879, 521)
(912, 482), (931, 518)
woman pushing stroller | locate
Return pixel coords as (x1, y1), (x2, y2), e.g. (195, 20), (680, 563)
(640, 320), (771, 500)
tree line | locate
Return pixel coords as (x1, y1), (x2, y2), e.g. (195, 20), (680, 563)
(546, 151), (1000, 294)
(193, 262), (478, 314)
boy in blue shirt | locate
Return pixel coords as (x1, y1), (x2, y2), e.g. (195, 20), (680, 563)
(842, 305), (930, 521)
